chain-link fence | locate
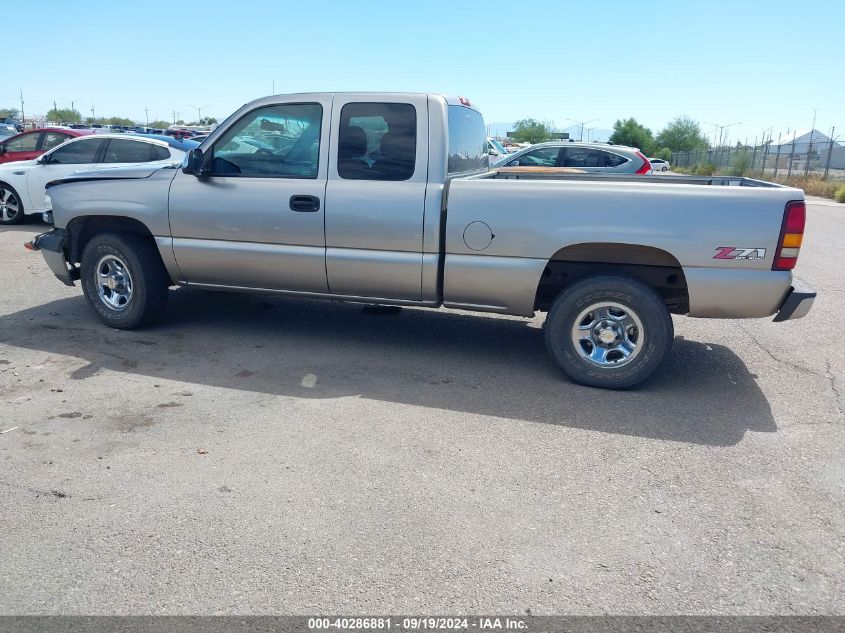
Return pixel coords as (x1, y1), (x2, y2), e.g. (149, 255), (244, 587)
(672, 128), (844, 180)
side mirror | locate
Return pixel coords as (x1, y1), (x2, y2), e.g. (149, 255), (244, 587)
(0, 144), (5, 154)
(183, 148), (209, 177)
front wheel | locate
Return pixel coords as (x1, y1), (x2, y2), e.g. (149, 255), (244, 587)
(544, 275), (673, 389)
(80, 232), (169, 329)
(0, 182), (25, 225)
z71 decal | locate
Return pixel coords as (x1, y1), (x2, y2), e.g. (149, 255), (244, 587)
(714, 247), (766, 260)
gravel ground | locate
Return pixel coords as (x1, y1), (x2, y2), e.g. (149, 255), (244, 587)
(0, 198), (843, 614)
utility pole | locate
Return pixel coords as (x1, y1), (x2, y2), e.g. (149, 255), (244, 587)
(804, 108), (818, 177)
(145, 107), (149, 126)
(19, 90), (25, 128)
(188, 104), (209, 123)
(91, 104), (95, 120)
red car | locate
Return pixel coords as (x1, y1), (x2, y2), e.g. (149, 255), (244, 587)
(0, 127), (93, 164)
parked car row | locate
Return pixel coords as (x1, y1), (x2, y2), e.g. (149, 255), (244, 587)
(0, 133), (195, 225)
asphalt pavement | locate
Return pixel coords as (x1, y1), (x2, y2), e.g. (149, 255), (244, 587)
(0, 198), (843, 614)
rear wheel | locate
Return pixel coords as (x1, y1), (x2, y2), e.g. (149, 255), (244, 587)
(544, 275), (673, 389)
(0, 182), (24, 225)
(80, 232), (169, 329)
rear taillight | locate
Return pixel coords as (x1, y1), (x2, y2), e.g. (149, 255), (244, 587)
(634, 151), (652, 175)
(772, 200), (806, 271)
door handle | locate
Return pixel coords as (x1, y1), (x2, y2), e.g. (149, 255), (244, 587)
(289, 195), (320, 212)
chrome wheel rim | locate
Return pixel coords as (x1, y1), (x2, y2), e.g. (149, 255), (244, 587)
(0, 187), (20, 222)
(571, 301), (644, 368)
(95, 255), (134, 311)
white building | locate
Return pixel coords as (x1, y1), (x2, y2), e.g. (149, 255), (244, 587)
(767, 129), (844, 169)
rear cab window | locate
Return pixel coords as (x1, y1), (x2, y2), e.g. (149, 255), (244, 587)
(447, 105), (487, 175)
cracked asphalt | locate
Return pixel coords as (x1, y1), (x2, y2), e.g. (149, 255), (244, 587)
(0, 198), (843, 614)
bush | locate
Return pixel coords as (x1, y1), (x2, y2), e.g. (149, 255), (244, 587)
(692, 162), (716, 176)
(769, 175), (839, 199)
(836, 184), (845, 203)
(728, 152), (751, 176)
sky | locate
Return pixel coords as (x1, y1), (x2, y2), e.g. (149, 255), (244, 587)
(5, 0), (843, 144)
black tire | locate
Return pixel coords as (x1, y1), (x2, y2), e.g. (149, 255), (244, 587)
(80, 232), (169, 329)
(0, 181), (25, 225)
(544, 275), (673, 389)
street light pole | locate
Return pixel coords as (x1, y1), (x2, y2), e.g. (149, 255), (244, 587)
(568, 118), (598, 142)
(705, 121), (742, 166)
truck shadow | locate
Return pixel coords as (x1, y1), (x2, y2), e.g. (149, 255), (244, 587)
(0, 288), (775, 446)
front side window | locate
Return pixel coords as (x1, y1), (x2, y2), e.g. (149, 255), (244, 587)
(211, 103), (322, 178)
(47, 138), (104, 164)
(338, 102), (416, 181)
(6, 132), (40, 152)
(511, 147), (560, 167)
(42, 132), (70, 150)
(103, 139), (156, 163)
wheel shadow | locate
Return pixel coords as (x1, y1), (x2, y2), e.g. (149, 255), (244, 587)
(0, 288), (776, 446)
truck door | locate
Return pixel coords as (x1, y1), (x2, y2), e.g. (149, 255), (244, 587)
(323, 95), (429, 300)
(168, 97), (331, 293)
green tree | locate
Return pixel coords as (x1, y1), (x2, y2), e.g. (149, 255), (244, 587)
(655, 116), (709, 152)
(47, 107), (82, 124)
(510, 118), (557, 144)
(654, 147), (672, 162)
(149, 120), (171, 129)
(0, 107), (19, 120)
(102, 116), (135, 126)
(609, 118), (653, 152)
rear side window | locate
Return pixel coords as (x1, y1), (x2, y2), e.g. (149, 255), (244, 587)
(103, 139), (155, 163)
(47, 138), (104, 164)
(562, 148), (628, 168)
(338, 102), (416, 181)
(151, 144), (171, 160)
(447, 105), (487, 174)
(603, 151), (628, 167)
(42, 132), (70, 151)
(5, 132), (40, 152)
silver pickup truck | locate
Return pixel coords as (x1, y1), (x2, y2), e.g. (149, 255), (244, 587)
(28, 92), (815, 389)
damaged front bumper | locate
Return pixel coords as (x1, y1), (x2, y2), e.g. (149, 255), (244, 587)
(25, 229), (77, 287)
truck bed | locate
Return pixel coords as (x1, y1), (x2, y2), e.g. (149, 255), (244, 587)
(486, 169), (787, 188)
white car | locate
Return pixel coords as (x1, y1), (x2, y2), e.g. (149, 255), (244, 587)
(486, 137), (510, 164)
(650, 158), (670, 172)
(0, 135), (186, 225)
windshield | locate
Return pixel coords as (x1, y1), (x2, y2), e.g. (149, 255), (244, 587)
(488, 138), (507, 155)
